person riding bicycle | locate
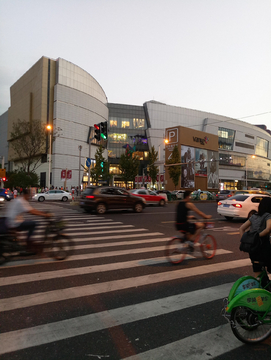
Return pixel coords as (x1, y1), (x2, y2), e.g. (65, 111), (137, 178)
(5, 188), (51, 254)
(176, 190), (212, 246)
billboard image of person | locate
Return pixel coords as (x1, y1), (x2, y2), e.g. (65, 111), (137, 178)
(207, 151), (219, 189)
(181, 146), (195, 188)
(195, 149), (207, 177)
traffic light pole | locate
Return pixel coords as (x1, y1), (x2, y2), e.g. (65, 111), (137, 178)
(88, 136), (94, 186)
(0, 156), (4, 188)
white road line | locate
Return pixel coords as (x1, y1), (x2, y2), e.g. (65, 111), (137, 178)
(31, 228), (153, 239)
(0, 249), (232, 286)
(31, 224), (134, 235)
(0, 283), (236, 356)
(122, 324), (242, 360)
(0, 258), (250, 312)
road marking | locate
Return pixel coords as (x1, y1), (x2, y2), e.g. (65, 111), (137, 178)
(31, 224), (135, 235)
(0, 258), (250, 312)
(0, 283), (236, 356)
(122, 324), (242, 360)
(0, 249), (232, 286)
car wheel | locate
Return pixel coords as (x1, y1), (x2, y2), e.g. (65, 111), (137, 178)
(38, 196), (45, 202)
(225, 216), (233, 221)
(134, 202), (143, 213)
(248, 210), (257, 219)
(62, 196), (68, 202)
(159, 199), (165, 206)
(96, 203), (106, 214)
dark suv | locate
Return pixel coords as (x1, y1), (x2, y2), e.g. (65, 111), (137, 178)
(0, 188), (13, 201)
(80, 186), (146, 214)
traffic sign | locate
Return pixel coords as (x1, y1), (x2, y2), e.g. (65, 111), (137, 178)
(86, 158), (91, 167)
(0, 169), (6, 178)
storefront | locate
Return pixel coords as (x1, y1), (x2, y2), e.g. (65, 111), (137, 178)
(165, 126), (219, 191)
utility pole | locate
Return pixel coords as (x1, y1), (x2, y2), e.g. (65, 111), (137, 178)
(78, 145), (82, 193)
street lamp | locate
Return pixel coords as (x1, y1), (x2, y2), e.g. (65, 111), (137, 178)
(46, 125), (52, 189)
(245, 155), (256, 189)
(158, 138), (168, 190)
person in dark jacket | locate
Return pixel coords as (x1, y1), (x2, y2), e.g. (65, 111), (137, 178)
(239, 197), (271, 287)
(176, 190), (212, 245)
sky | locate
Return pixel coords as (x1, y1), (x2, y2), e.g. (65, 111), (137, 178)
(0, 0), (271, 128)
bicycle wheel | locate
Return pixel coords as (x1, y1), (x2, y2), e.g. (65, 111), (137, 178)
(230, 306), (271, 344)
(48, 234), (74, 260)
(200, 234), (216, 259)
(165, 237), (187, 264)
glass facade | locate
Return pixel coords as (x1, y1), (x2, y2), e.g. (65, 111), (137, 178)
(107, 104), (149, 182)
(219, 153), (245, 167)
(255, 137), (269, 157)
(218, 127), (236, 150)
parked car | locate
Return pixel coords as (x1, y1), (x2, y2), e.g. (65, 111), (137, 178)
(171, 190), (185, 199)
(155, 190), (176, 200)
(191, 190), (216, 200)
(217, 193), (270, 220)
(215, 190), (235, 202)
(129, 189), (166, 206)
(32, 190), (72, 202)
(80, 186), (146, 214)
(0, 188), (13, 201)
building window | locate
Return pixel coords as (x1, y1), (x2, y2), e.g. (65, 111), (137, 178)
(109, 165), (121, 174)
(121, 121), (130, 128)
(110, 120), (118, 128)
(218, 127), (235, 150)
(255, 137), (268, 157)
(133, 118), (145, 128)
(219, 153), (245, 166)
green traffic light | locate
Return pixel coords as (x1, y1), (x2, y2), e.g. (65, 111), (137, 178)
(101, 133), (107, 140)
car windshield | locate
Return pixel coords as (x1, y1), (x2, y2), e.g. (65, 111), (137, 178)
(84, 188), (95, 195)
(219, 190), (230, 194)
(129, 189), (137, 193)
(228, 195), (249, 201)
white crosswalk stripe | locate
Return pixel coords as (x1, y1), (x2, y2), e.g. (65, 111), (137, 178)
(0, 205), (258, 358)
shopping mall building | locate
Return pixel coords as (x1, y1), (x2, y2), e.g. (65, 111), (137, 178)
(0, 56), (270, 190)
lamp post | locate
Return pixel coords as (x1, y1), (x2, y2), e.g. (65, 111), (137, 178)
(78, 145), (82, 193)
(158, 138), (168, 190)
(245, 155), (256, 189)
(46, 125), (52, 190)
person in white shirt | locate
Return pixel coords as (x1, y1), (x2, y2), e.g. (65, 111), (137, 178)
(6, 188), (51, 253)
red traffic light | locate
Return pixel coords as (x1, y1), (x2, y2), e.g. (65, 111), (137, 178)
(2, 177), (6, 181)
(94, 124), (100, 130)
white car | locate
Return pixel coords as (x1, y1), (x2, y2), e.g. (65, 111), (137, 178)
(32, 190), (72, 202)
(171, 190), (185, 199)
(217, 193), (270, 220)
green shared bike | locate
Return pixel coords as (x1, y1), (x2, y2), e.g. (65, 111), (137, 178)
(222, 268), (271, 344)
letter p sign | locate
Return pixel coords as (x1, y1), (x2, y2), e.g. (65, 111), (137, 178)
(167, 128), (178, 144)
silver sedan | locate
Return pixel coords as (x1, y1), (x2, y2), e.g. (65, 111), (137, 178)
(32, 190), (72, 202)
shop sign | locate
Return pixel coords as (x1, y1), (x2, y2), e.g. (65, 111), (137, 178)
(193, 136), (209, 145)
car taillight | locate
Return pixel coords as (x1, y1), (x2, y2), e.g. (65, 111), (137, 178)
(86, 195), (94, 199)
(232, 203), (242, 208)
(217, 202), (222, 205)
(227, 194), (232, 197)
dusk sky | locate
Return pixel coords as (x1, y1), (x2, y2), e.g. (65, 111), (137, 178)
(0, 0), (270, 127)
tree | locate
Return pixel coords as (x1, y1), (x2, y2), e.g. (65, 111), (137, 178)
(9, 119), (47, 174)
(6, 170), (39, 188)
(119, 148), (140, 188)
(166, 145), (181, 189)
(90, 145), (109, 185)
(148, 146), (159, 187)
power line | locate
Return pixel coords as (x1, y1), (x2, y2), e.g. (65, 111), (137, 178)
(237, 111), (271, 120)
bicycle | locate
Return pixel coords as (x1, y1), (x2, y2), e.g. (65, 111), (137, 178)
(222, 268), (271, 344)
(165, 221), (217, 264)
(0, 215), (74, 264)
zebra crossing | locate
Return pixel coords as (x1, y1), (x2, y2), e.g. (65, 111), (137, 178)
(0, 204), (270, 359)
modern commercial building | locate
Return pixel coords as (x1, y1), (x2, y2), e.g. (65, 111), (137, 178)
(0, 57), (270, 191)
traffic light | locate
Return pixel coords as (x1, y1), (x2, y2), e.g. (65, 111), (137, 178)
(100, 122), (107, 140)
(2, 177), (6, 181)
(94, 124), (101, 141)
(101, 161), (104, 172)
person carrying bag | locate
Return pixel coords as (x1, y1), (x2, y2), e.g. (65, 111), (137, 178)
(239, 197), (271, 286)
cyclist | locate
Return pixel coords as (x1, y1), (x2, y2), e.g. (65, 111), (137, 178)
(176, 190), (212, 247)
(5, 188), (51, 254)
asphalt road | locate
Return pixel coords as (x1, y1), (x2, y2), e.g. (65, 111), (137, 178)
(0, 200), (270, 360)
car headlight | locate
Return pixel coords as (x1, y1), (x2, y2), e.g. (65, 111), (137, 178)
(0, 197), (4, 202)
